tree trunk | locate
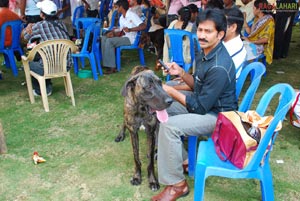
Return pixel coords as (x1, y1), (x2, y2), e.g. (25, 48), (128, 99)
(0, 122), (7, 154)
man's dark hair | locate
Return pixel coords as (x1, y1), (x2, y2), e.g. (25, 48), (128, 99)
(116, 0), (129, 10)
(42, 12), (59, 21)
(0, 0), (9, 7)
(206, 0), (224, 9)
(224, 8), (244, 35)
(196, 8), (227, 33)
(187, 3), (199, 13)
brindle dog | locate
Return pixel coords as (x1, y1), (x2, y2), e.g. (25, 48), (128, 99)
(115, 66), (172, 191)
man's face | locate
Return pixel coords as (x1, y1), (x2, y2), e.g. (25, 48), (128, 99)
(197, 20), (224, 54)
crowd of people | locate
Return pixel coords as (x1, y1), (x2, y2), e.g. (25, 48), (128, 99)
(1, 0), (300, 200)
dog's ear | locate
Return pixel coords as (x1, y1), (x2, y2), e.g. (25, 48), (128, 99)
(130, 66), (149, 76)
(121, 75), (139, 97)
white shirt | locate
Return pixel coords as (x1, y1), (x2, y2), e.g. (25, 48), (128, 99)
(119, 10), (143, 44)
(223, 35), (247, 79)
(25, 0), (41, 16)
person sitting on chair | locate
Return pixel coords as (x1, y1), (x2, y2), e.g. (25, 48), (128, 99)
(22, 0), (71, 96)
(101, 0), (146, 74)
(242, 0), (275, 64)
(223, 7), (247, 79)
(151, 8), (237, 201)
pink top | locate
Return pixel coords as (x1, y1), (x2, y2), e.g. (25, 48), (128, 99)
(168, 0), (201, 15)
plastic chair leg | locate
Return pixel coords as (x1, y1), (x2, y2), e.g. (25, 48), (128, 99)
(138, 48), (145, 65)
(260, 163), (274, 201)
(73, 57), (79, 75)
(89, 54), (98, 80)
(7, 51), (18, 76)
(194, 163), (207, 201)
(188, 136), (198, 177)
(94, 50), (103, 76)
(116, 48), (121, 71)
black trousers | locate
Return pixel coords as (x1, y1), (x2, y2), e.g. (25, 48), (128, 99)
(273, 11), (296, 59)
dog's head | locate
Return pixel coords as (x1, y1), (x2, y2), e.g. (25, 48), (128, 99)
(121, 66), (172, 112)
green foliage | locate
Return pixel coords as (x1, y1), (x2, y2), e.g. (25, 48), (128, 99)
(0, 27), (300, 200)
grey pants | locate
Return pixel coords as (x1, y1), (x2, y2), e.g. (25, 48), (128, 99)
(157, 91), (218, 185)
(101, 36), (131, 68)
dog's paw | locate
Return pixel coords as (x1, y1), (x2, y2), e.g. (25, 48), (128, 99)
(114, 135), (125, 142)
(149, 182), (160, 191)
(130, 177), (142, 186)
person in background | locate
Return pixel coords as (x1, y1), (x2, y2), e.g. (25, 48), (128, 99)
(163, 6), (193, 64)
(273, 0), (297, 59)
(242, 0), (275, 64)
(101, 0), (146, 74)
(206, 0), (224, 9)
(223, 7), (247, 79)
(19, 0), (42, 23)
(151, 9), (237, 201)
(0, 0), (21, 47)
(53, 0), (73, 37)
(22, 0), (71, 96)
(165, 0), (200, 26)
(187, 3), (199, 33)
(9, 0), (20, 15)
(81, 0), (99, 17)
(239, 0), (254, 25)
(129, 0), (144, 20)
(223, 0), (238, 9)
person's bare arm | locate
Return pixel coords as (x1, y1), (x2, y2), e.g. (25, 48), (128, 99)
(163, 84), (187, 106)
(19, 0), (26, 21)
(123, 22), (147, 32)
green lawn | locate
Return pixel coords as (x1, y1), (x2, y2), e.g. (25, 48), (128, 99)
(0, 26), (300, 201)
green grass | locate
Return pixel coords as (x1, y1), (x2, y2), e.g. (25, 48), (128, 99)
(1, 26), (300, 200)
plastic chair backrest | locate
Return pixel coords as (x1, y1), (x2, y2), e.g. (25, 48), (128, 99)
(79, 22), (100, 53)
(244, 83), (295, 171)
(164, 29), (195, 72)
(132, 31), (142, 47)
(0, 19), (23, 50)
(72, 5), (85, 28)
(142, 7), (152, 32)
(99, 0), (111, 20)
(75, 17), (101, 38)
(106, 10), (120, 31)
(237, 62), (266, 112)
(26, 39), (77, 78)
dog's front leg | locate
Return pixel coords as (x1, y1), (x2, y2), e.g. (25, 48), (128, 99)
(146, 125), (160, 191)
(129, 128), (142, 186)
(115, 121), (126, 142)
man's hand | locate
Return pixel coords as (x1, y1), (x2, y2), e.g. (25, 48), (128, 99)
(163, 62), (184, 77)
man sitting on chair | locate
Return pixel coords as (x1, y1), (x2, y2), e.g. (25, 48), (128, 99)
(22, 0), (70, 96)
(223, 7), (247, 79)
(101, 0), (146, 74)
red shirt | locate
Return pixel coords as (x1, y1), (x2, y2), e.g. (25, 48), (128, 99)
(0, 8), (21, 47)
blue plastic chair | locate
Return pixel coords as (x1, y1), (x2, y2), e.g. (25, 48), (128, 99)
(75, 17), (101, 38)
(102, 10), (120, 35)
(142, 7), (152, 32)
(0, 19), (24, 77)
(194, 83), (295, 201)
(164, 29), (195, 73)
(187, 62), (266, 177)
(72, 22), (103, 80)
(115, 31), (145, 71)
(72, 5), (85, 30)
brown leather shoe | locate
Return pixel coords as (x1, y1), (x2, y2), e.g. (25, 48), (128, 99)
(151, 180), (189, 201)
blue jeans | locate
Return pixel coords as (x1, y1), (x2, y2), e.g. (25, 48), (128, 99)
(29, 61), (52, 94)
(157, 91), (217, 185)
